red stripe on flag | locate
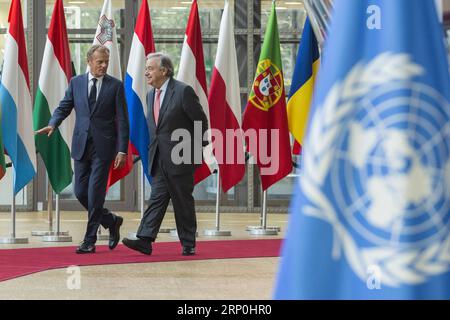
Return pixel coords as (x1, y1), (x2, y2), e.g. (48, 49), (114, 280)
(292, 140), (302, 155)
(209, 68), (245, 192)
(106, 143), (133, 192)
(134, 0), (156, 55)
(182, 0), (212, 185)
(194, 163), (213, 185)
(185, 0), (208, 95)
(7, 0), (30, 89)
(242, 90), (293, 191)
(48, 0), (72, 81)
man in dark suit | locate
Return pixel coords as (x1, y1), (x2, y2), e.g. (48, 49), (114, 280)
(36, 45), (128, 254)
(122, 52), (208, 256)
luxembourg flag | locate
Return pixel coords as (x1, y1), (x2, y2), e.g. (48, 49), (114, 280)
(178, 0), (216, 184)
(125, 0), (155, 183)
(208, 0), (245, 192)
(0, 0), (37, 194)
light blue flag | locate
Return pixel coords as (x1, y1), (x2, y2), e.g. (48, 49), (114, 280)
(275, 0), (450, 299)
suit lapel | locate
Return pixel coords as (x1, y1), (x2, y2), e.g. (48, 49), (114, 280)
(157, 79), (174, 127)
(91, 75), (110, 115)
(83, 73), (89, 113)
(148, 88), (156, 127)
(146, 87), (156, 132)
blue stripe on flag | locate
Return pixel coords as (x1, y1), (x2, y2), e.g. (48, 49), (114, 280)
(0, 84), (36, 194)
(125, 73), (151, 183)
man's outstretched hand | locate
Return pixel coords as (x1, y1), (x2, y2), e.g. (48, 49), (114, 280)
(35, 126), (54, 137)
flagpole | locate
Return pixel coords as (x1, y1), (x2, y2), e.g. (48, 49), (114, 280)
(48, 183), (53, 232)
(128, 170), (145, 239)
(249, 188), (278, 235)
(141, 169), (145, 218)
(33, 179), (70, 238)
(246, 188), (280, 233)
(31, 176), (63, 237)
(42, 191), (72, 242)
(204, 169), (231, 236)
(0, 173), (28, 244)
(31, 181), (52, 236)
(97, 227), (109, 240)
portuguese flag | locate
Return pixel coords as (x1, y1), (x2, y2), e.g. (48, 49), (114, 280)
(242, 2), (292, 191)
(0, 100), (6, 180)
(33, 0), (73, 193)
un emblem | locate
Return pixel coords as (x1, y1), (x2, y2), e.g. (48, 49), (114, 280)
(300, 52), (450, 287)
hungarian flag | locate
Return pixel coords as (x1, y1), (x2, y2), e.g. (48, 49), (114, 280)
(90, 0), (133, 190)
(242, 2), (292, 191)
(0, 101), (6, 180)
(0, 0), (37, 194)
(125, 0), (155, 183)
(208, 0), (245, 192)
(177, 0), (216, 185)
(33, 0), (73, 194)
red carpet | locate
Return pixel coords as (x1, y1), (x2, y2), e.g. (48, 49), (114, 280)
(0, 239), (282, 282)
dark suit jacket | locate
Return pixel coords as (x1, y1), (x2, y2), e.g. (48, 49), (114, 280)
(147, 78), (208, 176)
(49, 73), (129, 162)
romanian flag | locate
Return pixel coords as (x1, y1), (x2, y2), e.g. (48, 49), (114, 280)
(287, 18), (320, 155)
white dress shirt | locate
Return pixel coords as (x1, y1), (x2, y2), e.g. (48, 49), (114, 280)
(154, 78), (170, 109)
(88, 73), (103, 99)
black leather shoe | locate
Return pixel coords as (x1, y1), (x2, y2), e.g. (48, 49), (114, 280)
(182, 246), (195, 256)
(76, 241), (96, 254)
(122, 237), (152, 255)
(109, 215), (123, 250)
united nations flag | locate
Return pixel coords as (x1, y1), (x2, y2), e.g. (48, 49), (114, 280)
(275, 0), (450, 299)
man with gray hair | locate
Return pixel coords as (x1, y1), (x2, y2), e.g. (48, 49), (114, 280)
(122, 52), (208, 256)
(36, 45), (129, 254)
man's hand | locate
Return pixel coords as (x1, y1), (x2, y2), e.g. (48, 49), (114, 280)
(114, 153), (127, 170)
(35, 126), (55, 137)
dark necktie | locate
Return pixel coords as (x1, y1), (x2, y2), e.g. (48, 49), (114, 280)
(89, 78), (97, 111)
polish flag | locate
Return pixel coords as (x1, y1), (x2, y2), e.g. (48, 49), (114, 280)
(177, 0), (215, 185)
(208, 0), (245, 192)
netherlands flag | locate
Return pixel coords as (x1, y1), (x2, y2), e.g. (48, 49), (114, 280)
(125, 0), (155, 183)
(0, 0), (37, 194)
